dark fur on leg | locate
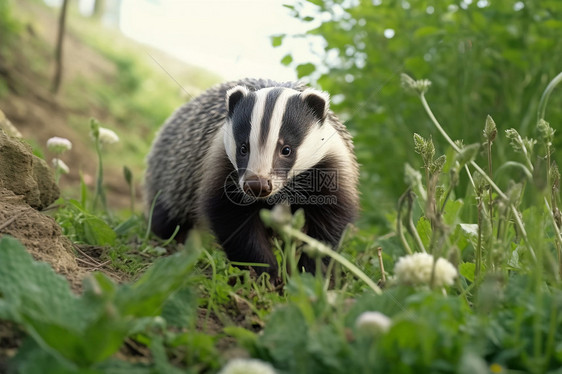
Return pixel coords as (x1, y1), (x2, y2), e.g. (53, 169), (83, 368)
(204, 195), (278, 278)
(201, 155), (279, 279)
(291, 157), (358, 274)
(150, 197), (192, 243)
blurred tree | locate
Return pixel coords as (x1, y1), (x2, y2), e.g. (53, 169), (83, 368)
(92, 0), (121, 28)
(52, 0), (69, 93)
(278, 0), (562, 227)
(92, 0), (105, 19)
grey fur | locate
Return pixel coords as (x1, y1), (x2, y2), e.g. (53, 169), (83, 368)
(144, 77), (357, 243)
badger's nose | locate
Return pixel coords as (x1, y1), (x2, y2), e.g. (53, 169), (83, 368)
(243, 176), (272, 197)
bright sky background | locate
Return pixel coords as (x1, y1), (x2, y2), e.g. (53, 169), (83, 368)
(43, 0), (320, 81)
(119, 0), (315, 81)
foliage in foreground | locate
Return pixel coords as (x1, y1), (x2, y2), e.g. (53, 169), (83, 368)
(2, 73), (562, 373)
(1, 2), (562, 371)
(0, 234), (200, 371)
(244, 90), (562, 370)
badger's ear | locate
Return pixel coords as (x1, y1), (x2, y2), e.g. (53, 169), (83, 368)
(226, 85), (250, 118)
(301, 88), (330, 123)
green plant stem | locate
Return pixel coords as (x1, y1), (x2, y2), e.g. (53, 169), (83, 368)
(405, 190), (427, 253)
(54, 169), (61, 185)
(464, 165), (476, 190)
(495, 161), (534, 180)
(439, 183), (454, 215)
(144, 190), (162, 243)
(533, 231), (544, 372)
(280, 225), (382, 295)
(93, 138), (107, 212)
(537, 71), (562, 122)
(323, 255), (337, 292)
(397, 190), (414, 255)
(377, 246), (386, 284)
(202, 249), (217, 329)
(419, 93), (537, 262)
(544, 296), (559, 367)
(487, 139), (494, 230)
(160, 226), (180, 247)
(129, 183), (135, 213)
(544, 197), (562, 278)
(476, 199), (483, 278)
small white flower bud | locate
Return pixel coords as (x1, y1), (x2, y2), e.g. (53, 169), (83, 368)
(98, 127), (120, 145)
(394, 253), (457, 287)
(218, 358), (276, 374)
(52, 158), (70, 174)
(47, 136), (72, 154)
(356, 311), (392, 334)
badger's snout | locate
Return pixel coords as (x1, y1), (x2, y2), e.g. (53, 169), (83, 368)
(243, 175), (272, 197)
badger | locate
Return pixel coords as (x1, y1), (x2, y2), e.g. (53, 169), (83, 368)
(144, 78), (359, 278)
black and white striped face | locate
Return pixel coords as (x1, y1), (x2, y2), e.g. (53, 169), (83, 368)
(223, 85), (337, 198)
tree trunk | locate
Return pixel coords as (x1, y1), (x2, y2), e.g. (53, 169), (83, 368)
(92, 0), (106, 19)
(52, 0), (70, 94)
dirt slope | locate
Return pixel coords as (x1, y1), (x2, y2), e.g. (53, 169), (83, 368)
(0, 0), (219, 209)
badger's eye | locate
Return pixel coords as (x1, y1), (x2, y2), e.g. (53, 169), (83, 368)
(239, 143), (248, 156)
(281, 145), (292, 157)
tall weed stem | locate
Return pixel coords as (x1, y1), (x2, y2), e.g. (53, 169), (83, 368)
(487, 140), (494, 229)
(93, 135), (107, 212)
(476, 198), (483, 278)
(397, 190), (414, 255)
(418, 92), (537, 262)
(537, 72), (562, 122)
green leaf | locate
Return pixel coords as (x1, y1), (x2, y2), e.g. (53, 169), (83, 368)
(416, 217), (432, 249)
(281, 54), (293, 66)
(459, 262), (475, 282)
(454, 143), (479, 168)
(258, 304), (308, 369)
(65, 200), (116, 246)
(270, 34), (285, 47)
(404, 56), (430, 77)
(223, 326), (258, 352)
(414, 26), (443, 38)
(116, 233), (201, 317)
(459, 223), (479, 249)
(113, 215), (140, 236)
(150, 335), (185, 374)
(79, 172), (88, 208)
(442, 199), (463, 226)
(83, 215), (116, 246)
(123, 166), (133, 185)
(0, 233), (200, 368)
(161, 287), (197, 328)
(10, 338), (99, 374)
(296, 63), (316, 78)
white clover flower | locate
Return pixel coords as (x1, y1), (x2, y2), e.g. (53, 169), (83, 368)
(52, 158), (70, 174)
(47, 136), (72, 154)
(218, 358), (276, 374)
(356, 311), (392, 334)
(97, 127), (119, 145)
(394, 253), (457, 287)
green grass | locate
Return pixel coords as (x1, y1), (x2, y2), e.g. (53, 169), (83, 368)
(2, 72), (562, 373)
(2, 1), (562, 372)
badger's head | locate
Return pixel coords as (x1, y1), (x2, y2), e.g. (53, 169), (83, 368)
(223, 85), (336, 199)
